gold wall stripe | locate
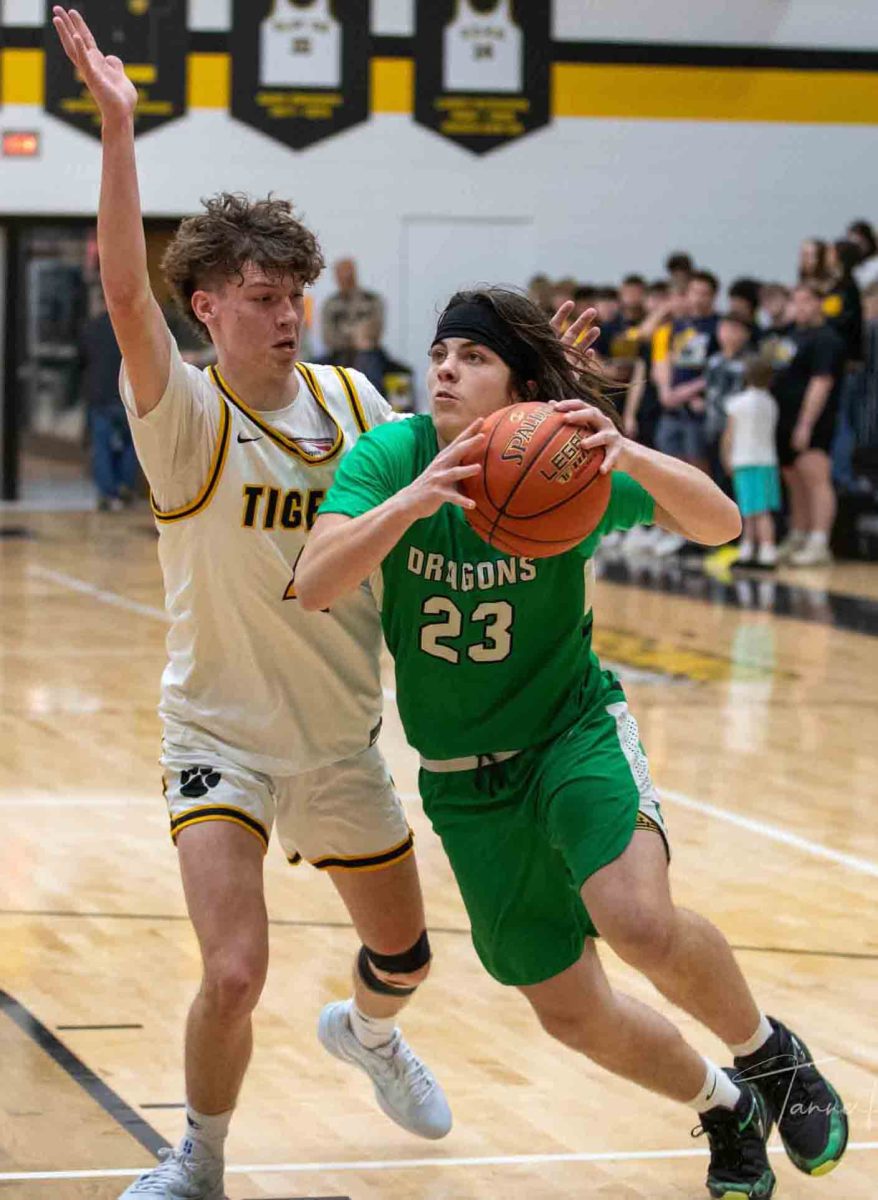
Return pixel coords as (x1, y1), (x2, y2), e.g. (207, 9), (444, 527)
(187, 52), (230, 110)
(2, 49), (876, 125)
(1, 48), (44, 106)
(552, 62), (878, 125)
(371, 57), (414, 114)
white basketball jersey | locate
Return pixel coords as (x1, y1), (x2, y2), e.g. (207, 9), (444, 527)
(259, 0), (341, 89)
(153, 361), (383, 776)
(443, 0), (523, 94)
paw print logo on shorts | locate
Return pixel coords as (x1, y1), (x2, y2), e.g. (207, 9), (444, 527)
(179, 766), (222, 799)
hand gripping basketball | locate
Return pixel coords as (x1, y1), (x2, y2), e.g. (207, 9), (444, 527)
(402, 421), (485, 521)
(459, 402), (612, 558)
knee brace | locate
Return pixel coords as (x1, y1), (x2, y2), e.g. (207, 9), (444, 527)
(357, 931), (432, 997)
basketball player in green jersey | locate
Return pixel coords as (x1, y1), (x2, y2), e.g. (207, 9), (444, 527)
(296, 288), (848, 1199)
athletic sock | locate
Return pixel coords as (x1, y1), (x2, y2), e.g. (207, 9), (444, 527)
(180, 1105), (233, 1163)
(728, 1013), (775, 1059)
(689, 1058), (741, 1113)
(737, 539), (754, 561)
(349, 1002), (397, 1050)
(806, 530), (829, 549)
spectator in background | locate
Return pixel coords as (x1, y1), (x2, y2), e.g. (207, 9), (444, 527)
(550, 277), (578, 313)
(774, 284), (846, 566)
(598, 276), (649, 385)
(760, 283), (792, 334)
(79, 297), (138, 511)
(571, 284), (597, 323)
(320, 257), (384, 365)
(653, 271), (719, 462)
(798, 237), (832, 292)
(728, 278), (762, 334)
(619, 274), (647, 325)
(351, 315), (414, 413)
(593, 286), (621, 361)
(824, 240), (865, 490)
(723, 356), (781, 569)
(704, 313), (753, 490)
(528, 273), (555, 318)
(847, 219), (878, 291)
(619, 282), (674, 554)
(759, 284), (797, 373)
(665, 251), (694, 290)
(862, 283), (878, 451)
(823, 240), (864, 363)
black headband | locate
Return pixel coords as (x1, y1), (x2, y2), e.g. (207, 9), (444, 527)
(432, 299), (540, 380)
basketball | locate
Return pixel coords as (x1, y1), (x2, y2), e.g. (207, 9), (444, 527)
(460, 402), (612, 558)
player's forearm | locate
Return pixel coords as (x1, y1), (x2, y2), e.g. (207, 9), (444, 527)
(297, 497), (417, 611)
(97, 116), (151, 313)
(620, 442), (741, 544)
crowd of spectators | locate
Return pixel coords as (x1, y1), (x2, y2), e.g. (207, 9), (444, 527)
(529, 218), (878, 568)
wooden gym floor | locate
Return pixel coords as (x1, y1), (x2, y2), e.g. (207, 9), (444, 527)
(1, 509), (877, 1199)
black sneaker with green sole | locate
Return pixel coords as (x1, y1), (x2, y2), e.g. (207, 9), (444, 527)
(734, 1017), (848, 1177)
(694, 1074), (776, 1199)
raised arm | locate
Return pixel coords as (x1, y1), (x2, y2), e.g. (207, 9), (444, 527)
(53, 7), (170, 416)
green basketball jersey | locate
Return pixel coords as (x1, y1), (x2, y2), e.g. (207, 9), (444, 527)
(319, 415), (654, 759)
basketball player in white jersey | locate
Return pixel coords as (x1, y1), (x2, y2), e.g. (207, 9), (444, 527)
(53, 9), (450, 1199)
(443, 0), (523, 94)
(260, 0), (341, 90)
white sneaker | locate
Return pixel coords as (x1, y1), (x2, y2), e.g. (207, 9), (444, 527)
(789, 540), (833, 567)
(117, 1148), (225, 1198)
(776, 531), (807, 562)
(318, 1000), (452, 1139)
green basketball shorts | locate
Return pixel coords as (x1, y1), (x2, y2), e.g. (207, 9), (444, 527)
(418, 678), (669, 987)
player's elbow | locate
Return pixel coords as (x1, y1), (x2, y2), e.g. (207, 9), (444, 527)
(294, 573), (327, 612)
(705, 496), (742, 545)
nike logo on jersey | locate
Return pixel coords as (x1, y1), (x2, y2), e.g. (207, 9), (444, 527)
(237, 433), (263, 444)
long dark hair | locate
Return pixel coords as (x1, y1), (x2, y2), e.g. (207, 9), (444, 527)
(440, 287), (623, 429)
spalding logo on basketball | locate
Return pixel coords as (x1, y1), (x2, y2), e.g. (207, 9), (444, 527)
(460, 402), (611, 558)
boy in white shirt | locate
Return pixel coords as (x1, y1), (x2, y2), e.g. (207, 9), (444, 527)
(723, 357), (781, 569)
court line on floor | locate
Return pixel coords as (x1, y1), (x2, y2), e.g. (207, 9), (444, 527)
(660, 787), (878, 879)
(28, 565), (169, 622)
(3, 1141), (878, 1182)
(34, 564), (878, 881)
(0, 991), (169, 1159)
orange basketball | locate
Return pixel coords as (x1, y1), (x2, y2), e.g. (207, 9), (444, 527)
(460, 402), (611, 558)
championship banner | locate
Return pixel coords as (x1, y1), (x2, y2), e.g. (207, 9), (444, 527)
(230, 0), (369, 150)
(414, 0), (551, 154)
(43, 0), (188, 139)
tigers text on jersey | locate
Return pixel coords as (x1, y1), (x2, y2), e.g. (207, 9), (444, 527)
(320, 415), (656, 761)
(122, 339), (388, 775)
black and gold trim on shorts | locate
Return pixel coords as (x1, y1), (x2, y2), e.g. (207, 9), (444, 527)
(170, 805), (270, 851)
(634, 810), (671, 863)
(635, 811), (662, 836)
(210, 363), (345, 465)
(333, 366), (368, 434)
(151, 392), (231, 522)
(307, 829), (414, 872)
